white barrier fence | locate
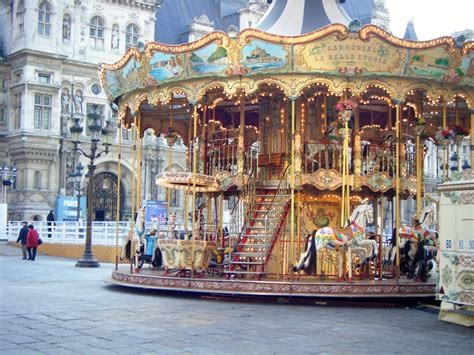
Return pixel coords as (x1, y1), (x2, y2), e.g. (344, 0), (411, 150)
(3, 221), (225, 246)
(4, 221), (135, 246)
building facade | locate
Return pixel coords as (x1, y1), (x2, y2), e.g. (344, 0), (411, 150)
(0, 0), (187, 222)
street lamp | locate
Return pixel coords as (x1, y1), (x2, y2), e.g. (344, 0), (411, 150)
(71, 104), (114, 268)
(0, 164), (17, 204)
(68, 162), (84, 221)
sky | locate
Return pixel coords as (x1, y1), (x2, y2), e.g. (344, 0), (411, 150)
(385, 0), (473, 40)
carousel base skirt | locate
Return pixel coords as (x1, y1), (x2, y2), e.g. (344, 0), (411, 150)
(107, 267), (436, 300)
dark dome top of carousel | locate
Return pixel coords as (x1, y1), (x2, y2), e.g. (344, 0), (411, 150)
(256, 0), (374, 36)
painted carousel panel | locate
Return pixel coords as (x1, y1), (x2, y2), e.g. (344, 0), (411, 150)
(149, 52), (185, 82)
(294, 34), (405, 76)
(239, 39), (289, 73)
(189, 42), (229, 75)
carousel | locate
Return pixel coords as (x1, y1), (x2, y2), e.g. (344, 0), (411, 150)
(100, 16), (473, 298)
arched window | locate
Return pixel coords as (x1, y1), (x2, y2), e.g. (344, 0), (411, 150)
(34, 171), (41, 190)
(38, 1), (52, 36)
(16, 0), (25, 35)
(90, 16), (104, 49)
(125, 24), (139, 50)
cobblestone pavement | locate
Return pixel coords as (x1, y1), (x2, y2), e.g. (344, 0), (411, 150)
(1, 243), (473, 354)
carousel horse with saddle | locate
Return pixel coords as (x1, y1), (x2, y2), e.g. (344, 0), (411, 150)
(120, 206), (146, 271)
(384, 206), (438, 273)
(293, 202), (375, 282)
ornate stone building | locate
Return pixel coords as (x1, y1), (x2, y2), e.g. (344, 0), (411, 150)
(0, 0), (187, 221)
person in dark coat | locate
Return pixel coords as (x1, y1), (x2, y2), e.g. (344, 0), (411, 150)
(46, 210), (55, 238)
(26, 224), (39, 261)
(16, 221), (28, 260)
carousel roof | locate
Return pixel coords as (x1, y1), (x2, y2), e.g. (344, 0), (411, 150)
(256, 0), (352, 35)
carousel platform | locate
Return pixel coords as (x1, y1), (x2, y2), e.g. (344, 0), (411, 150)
(107, 267), (436, 300)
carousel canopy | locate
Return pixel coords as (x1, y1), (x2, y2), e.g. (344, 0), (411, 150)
(256, 0), (351, 35)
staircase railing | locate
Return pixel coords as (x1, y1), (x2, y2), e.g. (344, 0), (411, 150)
(264, 164), (290, 234)
(243, 167), (257, 227)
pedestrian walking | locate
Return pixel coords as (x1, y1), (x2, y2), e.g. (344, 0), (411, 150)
(26, 224), (40, 261)
(16, 221), (28, 260)
(47, 210), (55, 238)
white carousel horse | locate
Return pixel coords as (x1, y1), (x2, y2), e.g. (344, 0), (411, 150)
(305, 124), (340, 169)
(293, 203), (374, 282)
(384, 206), (437, 266)
(184, 203), (207, 240)
(120, 207), (146, 269)
(158, 211), (177, 241)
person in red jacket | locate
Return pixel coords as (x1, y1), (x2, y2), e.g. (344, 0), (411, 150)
(26, 224), (39, 261)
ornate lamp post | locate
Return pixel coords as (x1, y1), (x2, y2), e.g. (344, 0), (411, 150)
(70, 104), (114, 268)
(68, 162), (84, 221)
(0, 164), (17, 204)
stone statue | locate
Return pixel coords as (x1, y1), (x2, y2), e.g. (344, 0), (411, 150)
(62, 15), (71, 41)
(111, 25), (119, 50)
(73, 90), (83, 114)
(61, 90), (70, 113)
(373, 0), (387, 10)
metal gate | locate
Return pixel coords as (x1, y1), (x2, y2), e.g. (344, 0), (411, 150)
(92, 172), (124, 221)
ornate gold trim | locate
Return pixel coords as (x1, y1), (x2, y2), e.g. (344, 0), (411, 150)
(461, 41), (474, 56)
(98, 47), (142, 90)
(156, 171), (220, 193)
(359, 25), (456, 50)
(145, 31), (230, 57)
(238, 24), (348, 45)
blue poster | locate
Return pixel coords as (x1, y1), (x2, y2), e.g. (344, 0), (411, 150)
(55, 196), (87, 221)
(145, 200), (167, 223)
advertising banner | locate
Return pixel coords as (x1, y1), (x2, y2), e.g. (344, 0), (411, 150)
(55, 196), (87, 221)
(145, 200), (167, 223)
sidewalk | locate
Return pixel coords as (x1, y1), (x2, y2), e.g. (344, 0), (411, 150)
(1, 242), (473, 354)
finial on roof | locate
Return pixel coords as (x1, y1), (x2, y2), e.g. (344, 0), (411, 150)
(403, 18), (418, 41)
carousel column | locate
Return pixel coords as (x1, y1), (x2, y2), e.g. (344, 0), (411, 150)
(191, 102), (198, 278)
(354, 106), (362, 176)
(443, 99), (448, 181)
(184, 113), (193, 233)
(394, 101), (402, 281)
(128, 113), (138, 273)
(237, 90), (245, 178)
(136, 112), (143, 211)
(379, 195), (385, 279)
(340, 106), (351, 227)
(166, 100), (175, 218)
(201, 102), (212, 236)
(115, 121), (122, 270)
(201, 102), (207, 175)
(296, 99), (305, 262)
(135, 111), (144, 273)
(290, 97), (295, 275)
(219, 192), (224, 249)
(416, 133), (422, 218)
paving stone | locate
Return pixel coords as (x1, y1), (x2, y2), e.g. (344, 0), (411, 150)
(0, 349), (44, 355)
(0, 340), (23, 351)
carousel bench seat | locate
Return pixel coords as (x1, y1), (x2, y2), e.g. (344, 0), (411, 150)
(157, 239), (216, 271)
